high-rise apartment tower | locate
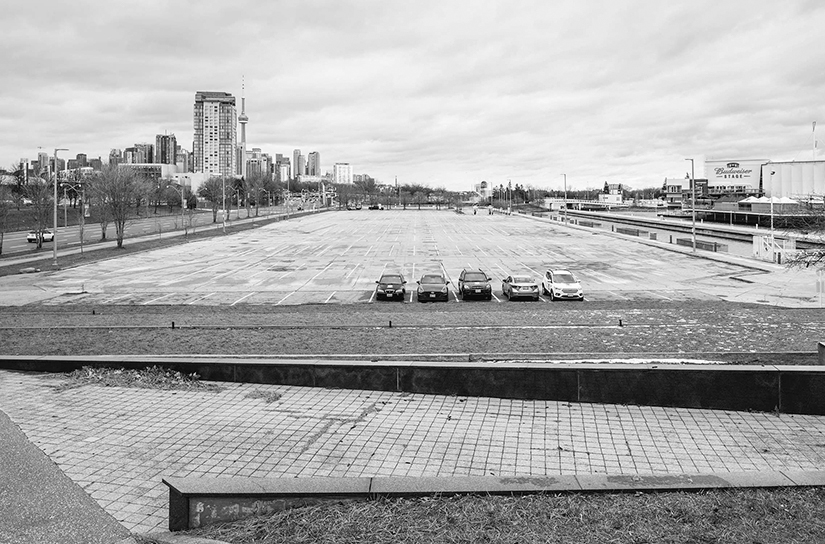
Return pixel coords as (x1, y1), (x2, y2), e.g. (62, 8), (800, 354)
(193, 91), (237, 177)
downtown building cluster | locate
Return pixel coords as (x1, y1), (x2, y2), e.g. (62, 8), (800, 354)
(17, 89), (365, 192)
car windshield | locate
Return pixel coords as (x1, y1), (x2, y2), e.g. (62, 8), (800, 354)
(512, 276), (532, 283)
(464, 272), (487, 282)
(380, 275), (403, 283)
(554, 273), (576, 283)
(421, 275), (444, 283)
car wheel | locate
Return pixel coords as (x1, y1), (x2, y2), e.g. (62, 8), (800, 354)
(533, 296), (540, 301)
(541, 285), (548, 295)
(549, 291), (555, 301)
(578, 296), (585, 301)
(486, 294), (492, 301)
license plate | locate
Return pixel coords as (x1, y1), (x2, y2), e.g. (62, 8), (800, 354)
(474, 289), (481, 293)
(430, 293), (436, 298)
(385, 291), (394, 296)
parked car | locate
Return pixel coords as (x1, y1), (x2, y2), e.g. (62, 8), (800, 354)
(416, 273), (450, 302)
(457, 269), (492, 300)
(542, 269), (584, 301)
(502, 274), (540, 301)
(375, 273), (406, 301)
(26, 229), (54, 243)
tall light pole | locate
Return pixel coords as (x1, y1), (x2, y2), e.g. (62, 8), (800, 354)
(685, 158), (696, 252)
(53, 148), (68, 267)
(562, 174), (568, 223)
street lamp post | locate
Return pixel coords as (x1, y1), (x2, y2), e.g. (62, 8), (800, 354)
(165, 181), (187, 237)
(62, 181), (85, 255)
(562, 174), (568, 224)
(222, 176), (227, 233)
(53, 148), (68, 267)
(685, 158), (696, 252)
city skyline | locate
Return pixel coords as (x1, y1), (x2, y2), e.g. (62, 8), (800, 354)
(2, 1), (824, 192)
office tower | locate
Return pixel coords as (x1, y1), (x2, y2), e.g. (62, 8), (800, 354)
(308, 151), (320, 176)
(334, 163), (353, 184)
(193, 91), (237, 176)
(75, 153), (88, 168)
(37, 152), (49, 173)
(293, 149), (300, 179)
(109, 149), (123, 166)
(176, 146), (192, 172)
(155, 134), (178, 164)
(297, 154), (306, 177)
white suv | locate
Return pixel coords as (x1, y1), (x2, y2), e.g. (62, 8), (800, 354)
(542, 269), (584, 301)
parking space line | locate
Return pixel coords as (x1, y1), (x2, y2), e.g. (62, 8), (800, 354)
(142, 293), (173, 305)
(231, 292), (255, 306)
(345, 263), (360, 279)
(275, 292), (295, 305)
(188, 293), (215, 305)
(324, 292), (336, 303)
(491, 292), (501, 302)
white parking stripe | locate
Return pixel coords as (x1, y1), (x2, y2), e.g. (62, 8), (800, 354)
(276, 292), (295, 305)
(142, 293), (173, 305)
(188, 292), (215, 305)
(231, 292), (255, 306)
(324, 292), (336, 303)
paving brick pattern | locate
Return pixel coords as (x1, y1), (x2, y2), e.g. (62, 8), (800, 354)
(2, 370), (825, 534)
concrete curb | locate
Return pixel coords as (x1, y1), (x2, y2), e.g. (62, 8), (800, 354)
(161, 471), (825, 531)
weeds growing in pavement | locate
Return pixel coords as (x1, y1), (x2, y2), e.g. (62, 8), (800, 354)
(52, 365), (223, 392)
(244, 389), (283, 403)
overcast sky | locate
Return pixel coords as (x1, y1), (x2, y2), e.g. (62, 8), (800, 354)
(2, 0), (824, 191)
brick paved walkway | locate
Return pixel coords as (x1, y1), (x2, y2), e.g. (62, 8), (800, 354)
(2, 370), (825, 535)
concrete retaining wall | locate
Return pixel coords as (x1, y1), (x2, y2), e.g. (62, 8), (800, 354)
(2, 356), (824, 415)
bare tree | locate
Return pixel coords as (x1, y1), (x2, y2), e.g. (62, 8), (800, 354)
(245, 173), (267, 217)
(0, 184), (10, 254)
(197, 176), (229, 223)
(781, 203), (825, 269)
(90, 165), (149, 248)
(24, 177), (53, 250)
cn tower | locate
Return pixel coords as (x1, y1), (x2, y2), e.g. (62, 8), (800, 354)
(239, 77), (249, 178)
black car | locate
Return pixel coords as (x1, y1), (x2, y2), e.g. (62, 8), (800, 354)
(375, 273), (406, 301)
(457, 269), (492, 300)
(416, 273), (450, 302)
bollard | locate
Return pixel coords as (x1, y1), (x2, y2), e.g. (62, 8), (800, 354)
(92, 309), (95, 315)
(172, 322), (175, 329)
(619, 319), (623, 327)
(389, 320), (392, 328)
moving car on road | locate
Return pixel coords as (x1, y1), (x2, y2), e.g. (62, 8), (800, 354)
(457, 269), (492, 300)
(375, 273), (406, 301)
(542, 269), (584, 301)
(416, 273), (450, 302)
(502, 274), (540, 301)
(27, 229), (54, 243)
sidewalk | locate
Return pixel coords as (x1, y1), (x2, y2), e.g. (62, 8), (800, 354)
(2, 369), (825, 540)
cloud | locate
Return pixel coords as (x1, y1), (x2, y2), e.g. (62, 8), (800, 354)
(2, 0), (825, 190)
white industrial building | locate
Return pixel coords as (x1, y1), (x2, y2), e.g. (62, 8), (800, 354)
(761, 160), (825, 201)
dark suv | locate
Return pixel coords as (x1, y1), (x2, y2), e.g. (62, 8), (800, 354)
(457, 269), (492, 300)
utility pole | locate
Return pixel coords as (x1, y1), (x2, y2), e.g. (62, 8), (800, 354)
(685, 158), (696, 252)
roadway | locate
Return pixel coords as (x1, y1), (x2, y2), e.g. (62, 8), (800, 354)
(0, 208), (818, 308)
(1, 204), (294, 255)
